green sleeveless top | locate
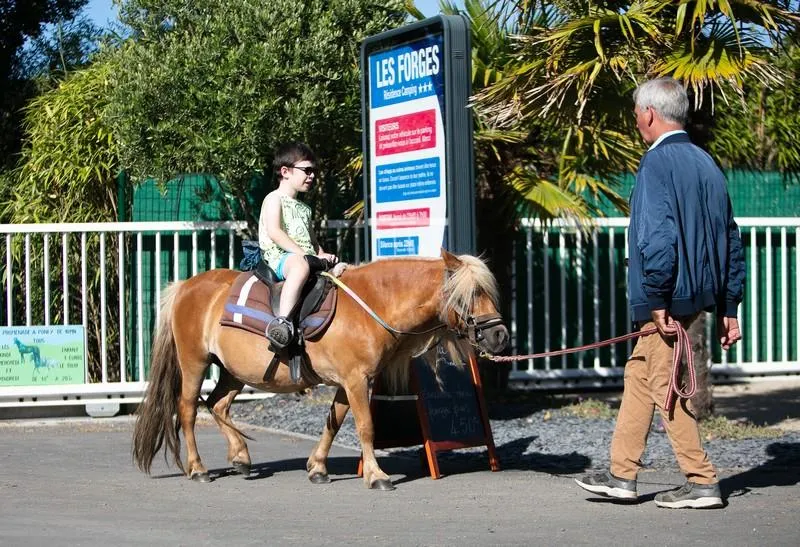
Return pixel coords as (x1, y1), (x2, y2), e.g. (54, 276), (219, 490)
(259, 194), (316, 268)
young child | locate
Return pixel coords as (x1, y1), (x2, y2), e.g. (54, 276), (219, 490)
(259, 141), (338, 348)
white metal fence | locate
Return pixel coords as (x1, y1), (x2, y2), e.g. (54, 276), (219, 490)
(0, 220), (362, 409)
(0, 221), (248, 407)
(509, 218), (800, 387)
(0, 217), (797, 407)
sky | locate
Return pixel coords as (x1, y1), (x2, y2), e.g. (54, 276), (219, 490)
(84, 0), (466, 28)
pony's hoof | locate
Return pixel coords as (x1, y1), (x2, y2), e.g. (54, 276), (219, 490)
(232, 461), (251, 477)
(309, 472), (331, 484)
(190, 472), (212, 483)
(369, 479), (395, 491)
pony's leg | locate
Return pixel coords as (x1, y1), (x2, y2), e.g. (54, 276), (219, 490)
(306, 387), (350, 484)
(176, 352), (211, 482)
(206, 367), (251, 476)
(344, 377), (395, 491)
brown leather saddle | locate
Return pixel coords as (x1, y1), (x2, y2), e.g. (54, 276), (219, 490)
(219, 261), (336, 383)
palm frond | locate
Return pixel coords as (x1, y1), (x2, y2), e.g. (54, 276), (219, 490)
(506, 170), (591, 220)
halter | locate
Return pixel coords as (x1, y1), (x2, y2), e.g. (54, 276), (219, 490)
(452, 311), (505, 346)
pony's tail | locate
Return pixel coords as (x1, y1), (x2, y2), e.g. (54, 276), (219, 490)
(132, 282), (184, 475)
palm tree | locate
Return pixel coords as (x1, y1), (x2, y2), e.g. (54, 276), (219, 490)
(708, 36), (800, 181)
(475, 0), (799, 201)
(411, 0), (630, 222)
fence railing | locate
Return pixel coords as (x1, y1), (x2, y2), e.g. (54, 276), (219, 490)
(0, 221), (244, 407)
(0, 217), (796, 407)
(509, 217), (800, 386)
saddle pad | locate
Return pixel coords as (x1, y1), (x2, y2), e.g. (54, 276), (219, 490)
(219, 272), (336, 340)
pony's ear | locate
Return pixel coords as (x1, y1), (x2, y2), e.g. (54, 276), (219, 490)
(440, 248), (462, 271)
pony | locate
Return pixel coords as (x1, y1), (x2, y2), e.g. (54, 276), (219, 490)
(13, 338), (42, 368)
(132, 249), (509, 490)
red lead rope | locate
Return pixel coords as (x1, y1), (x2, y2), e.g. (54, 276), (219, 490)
(481, 323), (695, 412)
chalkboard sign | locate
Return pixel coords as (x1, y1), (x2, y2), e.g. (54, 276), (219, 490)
(364, 346), (498, 479)
(413, 354), (484, 443)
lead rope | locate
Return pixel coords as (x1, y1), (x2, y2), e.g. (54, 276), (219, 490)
(481, 322), (695, 412)
(665, 322), (696, 412)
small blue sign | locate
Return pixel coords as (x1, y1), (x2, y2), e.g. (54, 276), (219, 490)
(376, 157), (440, 203)
(377, 236), (420, 256)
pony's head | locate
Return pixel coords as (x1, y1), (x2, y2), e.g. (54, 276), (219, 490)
(439, 249), (509, 355)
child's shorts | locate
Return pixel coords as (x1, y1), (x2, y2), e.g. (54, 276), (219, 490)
(273, 253), (296, 281)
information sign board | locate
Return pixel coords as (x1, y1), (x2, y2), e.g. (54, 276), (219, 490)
(0, 325), (86, 386)
(361, 15), (475, 259)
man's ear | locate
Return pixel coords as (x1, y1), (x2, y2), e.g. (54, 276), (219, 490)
(646, 106), (656, 127)
(440, 248), (461, 270)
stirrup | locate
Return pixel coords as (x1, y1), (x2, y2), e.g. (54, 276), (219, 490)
(266, 317), (295, 350)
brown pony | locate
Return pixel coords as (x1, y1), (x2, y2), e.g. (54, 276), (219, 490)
(132, 249), (508, 490)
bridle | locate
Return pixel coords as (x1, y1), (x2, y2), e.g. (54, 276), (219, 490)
(452, 311), (505, 347)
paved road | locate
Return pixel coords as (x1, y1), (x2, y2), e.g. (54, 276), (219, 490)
(0, 417), (797, 546)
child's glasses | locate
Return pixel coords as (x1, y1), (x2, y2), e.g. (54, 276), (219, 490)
(289, 165), (318, 177)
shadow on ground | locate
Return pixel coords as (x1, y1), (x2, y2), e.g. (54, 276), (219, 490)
(149, 437), (594, 485)
(721, 441), (800, 498)
(714, 386), (800, 428)
(386, 435), (591, 476)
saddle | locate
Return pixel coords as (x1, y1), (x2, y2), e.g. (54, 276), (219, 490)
(219, 261), (337, 384)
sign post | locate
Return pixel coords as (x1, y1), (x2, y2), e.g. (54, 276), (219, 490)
(359, 15), (497, 479)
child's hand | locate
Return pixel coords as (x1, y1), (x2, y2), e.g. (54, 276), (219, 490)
(318, 252), (338, 265)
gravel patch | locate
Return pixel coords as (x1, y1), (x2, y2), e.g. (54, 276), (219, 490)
(231, 386), (800, 474)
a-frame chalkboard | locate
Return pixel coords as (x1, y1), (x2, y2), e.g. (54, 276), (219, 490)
(358, 346), (499, 479)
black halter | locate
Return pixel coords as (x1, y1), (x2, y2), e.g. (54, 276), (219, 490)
(453, 312), (505, 346)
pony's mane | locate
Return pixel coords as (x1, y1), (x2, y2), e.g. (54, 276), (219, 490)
(441, 254), (499, 321)
(343, 254), (498, 320)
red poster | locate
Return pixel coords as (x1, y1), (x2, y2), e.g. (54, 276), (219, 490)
(375, 110), (436, 156)
(376, 208), (431, 229)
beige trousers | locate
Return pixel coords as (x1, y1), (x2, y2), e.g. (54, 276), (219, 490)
(610, 320), (717, 484)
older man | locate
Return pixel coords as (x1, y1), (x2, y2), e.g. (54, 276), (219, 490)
(575, 77), (745, 509)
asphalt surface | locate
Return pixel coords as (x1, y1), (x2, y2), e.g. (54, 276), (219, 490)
(1, 417), (798, 546)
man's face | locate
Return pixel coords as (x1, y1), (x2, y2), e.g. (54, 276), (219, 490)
(634, 105), (655, 144)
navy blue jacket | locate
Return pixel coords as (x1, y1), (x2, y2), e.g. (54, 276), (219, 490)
(628, 132), (745, 322)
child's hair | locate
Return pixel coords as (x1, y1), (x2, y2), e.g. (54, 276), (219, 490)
(272, 141), (317, 183)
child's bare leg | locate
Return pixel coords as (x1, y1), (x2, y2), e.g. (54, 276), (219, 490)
(278, 255), (310, 317)
(267, 254), (310, 349)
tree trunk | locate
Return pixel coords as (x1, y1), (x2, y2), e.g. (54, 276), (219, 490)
(474, 196), (514, 394)
(688, 312), (714, 420)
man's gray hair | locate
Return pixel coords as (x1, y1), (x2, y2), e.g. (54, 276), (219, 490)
(633, 77), (689, 125)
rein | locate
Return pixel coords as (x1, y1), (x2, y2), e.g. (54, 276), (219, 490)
(320, 271), (502, 344)
(320, 271), (444, 337)
(481, 322), (696, 412)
